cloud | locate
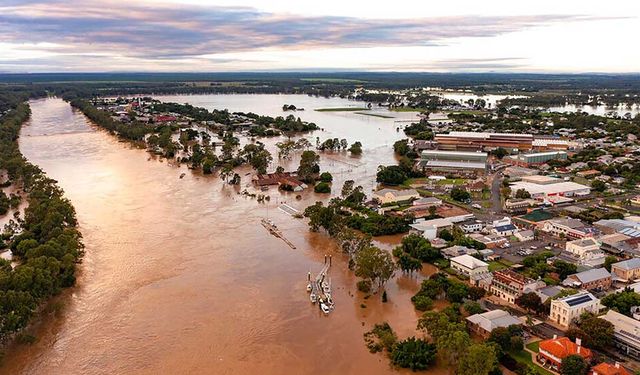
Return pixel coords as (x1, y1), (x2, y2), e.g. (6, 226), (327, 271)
(0, 0), (619, 71)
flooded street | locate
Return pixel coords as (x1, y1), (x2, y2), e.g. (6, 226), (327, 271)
(3, 97), (436, 375)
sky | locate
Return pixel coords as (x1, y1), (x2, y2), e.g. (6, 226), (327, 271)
(1, 0), (639, 73)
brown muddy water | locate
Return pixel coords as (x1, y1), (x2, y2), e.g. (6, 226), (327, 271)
(2, 97), (444, 375)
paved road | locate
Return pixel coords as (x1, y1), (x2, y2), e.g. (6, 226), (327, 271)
(489, 171), (503, 214)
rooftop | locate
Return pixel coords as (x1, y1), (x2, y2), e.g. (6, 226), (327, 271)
(421, 150), (488, 157)
(424, 160), (487, 170)
(466, 310), (521, 332)
(612, 258), (640, 271)
(565, 268), (611, 284)
(510, 181), (591, 196)
(374, 188), (419, 198)
(437, 131), (533, 139)
(539, 336), (592, 361)
(554, 291), (597, 308)
(451, 254), (488, 269)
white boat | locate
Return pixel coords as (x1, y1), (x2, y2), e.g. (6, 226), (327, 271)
(306, 283), (312, 292)
(326, 296), (334, 307)
(320, 303), (330, 314)
(310, 293), (317, 303)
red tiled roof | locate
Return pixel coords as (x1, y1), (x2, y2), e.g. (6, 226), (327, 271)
(591, 363), (631, 375)
(539, 337), (592, 361)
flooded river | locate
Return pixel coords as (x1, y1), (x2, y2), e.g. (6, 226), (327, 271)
(3, 96), (439, 374)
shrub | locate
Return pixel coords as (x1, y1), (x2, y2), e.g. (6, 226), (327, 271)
(314, 182), (331, 193)
(319, 172), (333, 182)
(411, 295), (433, 311)
(390, 337), (437, 371)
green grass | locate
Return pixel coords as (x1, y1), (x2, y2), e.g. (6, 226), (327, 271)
(435, 178), (467, 186)
(315, 107), (369, 112)
(389, 107), (429, 112)
(510, 347), (553, 375)
(488, 261), (507, 272)
(355, 112), (394, 118)
(526, 341), (540, 353)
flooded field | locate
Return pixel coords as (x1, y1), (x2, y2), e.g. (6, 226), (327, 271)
(2, 96), (440, 375)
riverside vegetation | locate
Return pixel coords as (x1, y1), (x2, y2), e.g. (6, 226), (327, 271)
(0, 92), (83, 352)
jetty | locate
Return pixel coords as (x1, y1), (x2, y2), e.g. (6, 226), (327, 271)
(261, 218), (296, 249)
(307, 255), (334, 315)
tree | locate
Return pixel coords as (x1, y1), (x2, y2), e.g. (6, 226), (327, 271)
(601, 288), (640, 316)
(376, 165), (408, 185)
(446, 281), (468, 303)
(341, 180), (355, 197)
(354, 246), (396, 292)
(463, 301), (484, 315)
(491, 147), (509, 159)
(457, 343), (499, 375)
(604, 255), (618, 271)
(450, 187), (470, 202)
(591, 179), (607, 192)
(559, 355), (588, 375)
(578, 316), (614, 350)
(314, 182), (331, 193)
(468, 286), (486, 301)
(411, 295), (433, 311)
(515, 292), (543, 314)
(319, 172), (333, 182)
(393, 139), (411, 156)
(515, 188), (531, 199)
(390, 337), (436, 371)
(553, 260), (577, 279)
(398, 253), (422, 274)
(348, 141), (363, 155)
(297, 150), (320, 183)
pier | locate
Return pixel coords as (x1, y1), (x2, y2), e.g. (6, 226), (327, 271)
(261, 218), (296, 249)
(307, 255), (334, 315)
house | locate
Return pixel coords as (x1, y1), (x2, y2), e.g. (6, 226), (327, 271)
(504, 199), (535, 214)
(466, 310), (521, 338)
(493, 223), (518, 237)
(563, 268), (612, 291)
(577, 169), (602, 179)
(550, 292), (601, 328)
(490, 269), (542, 304)
(590, 362), (631, 375)
(611, 258), (640, 283)
(537, 337), (592, 371)
(373, 189), (420, 205)
(542, 218), (596, 239)
(601, 310), (640, 360)
(458, 219), (483, 233)
(515, 230), (535, 242)
(450, 254), (489, 280)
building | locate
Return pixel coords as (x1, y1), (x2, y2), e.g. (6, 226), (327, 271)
(504, 199), (537, 214)
(550, 292), (601, 327)
(537, 337), (592, 371)
(373, 189), (420, 205)
(493, 223), (518, 237)
(590, 362), (631, 375)
(412, 197), (442, 207)
(506, 151), (568, 167)
(510, 176), (591, 199)
(490, 269), (542, 304)
(515, 230), (535, 242)
(563, 268), (612, 291)
(611, 258), (640, 283)
(457, 219), (484, 233)
(601, 310), (640, 360)
(577, 169), (602, 179)
(466, 310), (521, 338)
(434, 131), (533, 151)
(418, 150), (488, 175)
(566, 238), (601, 257)
(532, 137), (571, 151)
(450, 254), (489, 279)
(470, 233), (508, 249)
(441, 245), (476, 259)
(542, 218), (596, 239)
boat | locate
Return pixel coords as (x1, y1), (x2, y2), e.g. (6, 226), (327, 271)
(326, 296), (334, 307)
(320, 303), (330, 314)
(310, 293), (317, 304)
(306, 283), (312, 292)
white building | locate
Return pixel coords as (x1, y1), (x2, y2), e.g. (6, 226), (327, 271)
(550, 292), (601, 328)
(510, 175), (590, 199)
(450, 254), (489, 279)
(601, 310), (640, 359)
(466, 310), (521, 338)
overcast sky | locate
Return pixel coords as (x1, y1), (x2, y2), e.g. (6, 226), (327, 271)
(1, 0), (639, 73)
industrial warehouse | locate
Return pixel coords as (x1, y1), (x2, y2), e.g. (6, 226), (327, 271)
(418, 150), (488, 176)
(505, 151), (568, 167)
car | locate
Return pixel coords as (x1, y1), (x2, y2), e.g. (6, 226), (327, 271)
(472, 203), (482, 209)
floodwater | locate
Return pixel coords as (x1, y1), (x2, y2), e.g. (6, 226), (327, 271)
(3, 96), (442, 375)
